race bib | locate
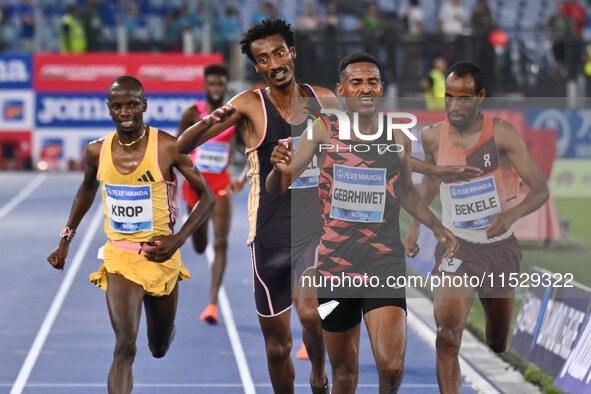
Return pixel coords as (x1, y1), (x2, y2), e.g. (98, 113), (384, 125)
(195, 142), (230, 173)
(329, 164), (386, 222)
(105, 184), (153, 233)
(290, 136), (319, 189)
(439, 257), (463, 273)
(449, 176), (501, 229)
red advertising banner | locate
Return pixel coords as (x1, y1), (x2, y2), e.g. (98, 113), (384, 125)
(34, 53), (224, 93)
(0, 130), (31, 169)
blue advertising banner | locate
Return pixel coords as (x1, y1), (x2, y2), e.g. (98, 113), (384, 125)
(511, 267), (555, 359)
(511, 267), (591, 377)
(555, 314), (591, 393)
(527, 290), (589, 377)
(35, 93), (204, 130)
(0, 55), (32, 89)
(525, 109), (591, 159)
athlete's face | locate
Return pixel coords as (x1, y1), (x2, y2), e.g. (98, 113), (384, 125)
(250, 34), (296, 90)
(337, 62), (383, 117)
(205, 74), (227, 107)
(445, 73), (485, 130)
(107, 83), (147, 134)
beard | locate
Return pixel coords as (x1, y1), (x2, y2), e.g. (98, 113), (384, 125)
(207, 95), (224, 107)
(275, 78), (292, 90)
(447, 109), (478, 130)
(448, 117), (471, 130)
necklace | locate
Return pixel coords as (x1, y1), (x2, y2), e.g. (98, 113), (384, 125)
(116, 125), (146, 147)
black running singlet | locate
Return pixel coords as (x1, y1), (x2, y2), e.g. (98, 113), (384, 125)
(245, 84), (323, 248)
(317, 120), (404, 276)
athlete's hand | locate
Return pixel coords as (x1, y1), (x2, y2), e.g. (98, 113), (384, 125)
(431, 223), (458, 260)
(203, 104), (236, 126)
(144, 235), (181, 263)
(47, 240), (70, 272)
(270, 138), (292, 174)
(226, 180), (243, 195)
(435, 165), (483, 183)
(486, 211), (516, 239)
(403, 221), (420, 257)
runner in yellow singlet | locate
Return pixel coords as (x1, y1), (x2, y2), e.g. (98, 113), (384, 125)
(47, 76), (214, 394)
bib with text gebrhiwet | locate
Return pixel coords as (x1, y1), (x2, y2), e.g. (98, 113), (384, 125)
(329, 164), (386, 222)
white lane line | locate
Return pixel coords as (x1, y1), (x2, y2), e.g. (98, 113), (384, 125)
(205, 245), (256, 394)
(0, 173), (47, 221)
(10, 207), (104, 394)
(1, 382), (447, 388)
(406, 309), (501, 394)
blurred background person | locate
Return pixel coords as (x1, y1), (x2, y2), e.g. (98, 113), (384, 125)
(214, 7), (241, 64)
(421, 56), (447, 111)
(60, 5), (87, 54)
(81, 0), (106, 52)
(359, 2), (383, 56)
(125, 1), (150, 52)
(16, 0), (35, 52)
(402, 0), (426, 78)
(471, 0), (496, 92)
(546, 1), (575, 78)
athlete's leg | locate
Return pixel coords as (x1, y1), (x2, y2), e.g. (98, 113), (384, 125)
(143, 282), (179, 358)
(433, 285), (476, 394)
(105, 272), (145, 394)
(364, 306), (407, 393)
(480, 288), (515, 353)
(188, 202), (208, 254)
(293, 272), (327, 388)
(324, 324), (361, 393)
(208, 194), (231, 305)
(258, 311), (295, 394)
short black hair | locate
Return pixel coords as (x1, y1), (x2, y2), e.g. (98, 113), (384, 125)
(338, 51), (380, 81)
(240, 19), (295, 63)
(204, 64), (228, 78)
(445, 61), (484, 93)
(108, 75), (144, 97)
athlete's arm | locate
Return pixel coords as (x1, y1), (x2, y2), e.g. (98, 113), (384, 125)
(486, 120), (549, 238)
(177, 90), (261, 154)
(266, 85), (338, 193)
(404, 126), (445, 257)
(176, 103), (238, 154)
(47, 139), (102, 272)
(266, 138), (293, 194)
(266, 121), (327, 194)
(410, 156), (482, 182)
(177, 105), (199, 137)
(144, 132), (215, 263)
(396, 129), (458, 259)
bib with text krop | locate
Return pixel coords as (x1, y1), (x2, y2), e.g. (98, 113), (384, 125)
(105, 184), (153, 233)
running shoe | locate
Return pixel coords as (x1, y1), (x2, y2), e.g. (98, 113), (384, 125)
(296, 343), (309, 360)
(200, 304), (218, 324)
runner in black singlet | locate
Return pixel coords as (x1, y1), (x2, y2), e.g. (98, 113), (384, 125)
(177, 19), (336, 394)
(267, 52), (459, 393)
